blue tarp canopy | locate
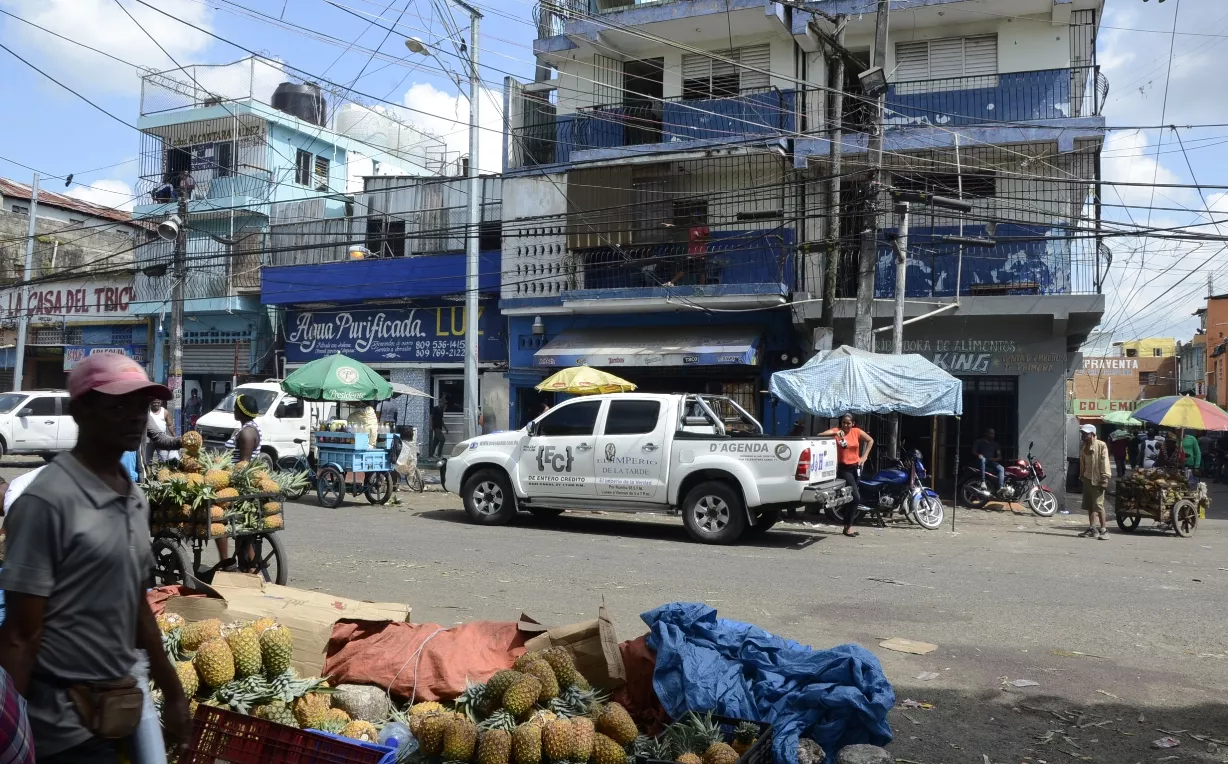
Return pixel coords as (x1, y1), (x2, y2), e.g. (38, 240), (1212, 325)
(769, 345), (963, 417)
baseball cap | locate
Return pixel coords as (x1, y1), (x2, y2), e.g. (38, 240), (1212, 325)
(68, 353), (171, 400)
(1080, 424), (1096, 435)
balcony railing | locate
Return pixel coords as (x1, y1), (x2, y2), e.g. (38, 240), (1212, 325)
(884, 66), (1107, 127)
(134, 236), (245, 304)
(135, 169), (274, 210)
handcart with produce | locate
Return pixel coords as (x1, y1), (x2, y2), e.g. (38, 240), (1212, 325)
(1114, 468), (1206, 537)
(279, 353), (431, 509)
(144, 431), (307, 587)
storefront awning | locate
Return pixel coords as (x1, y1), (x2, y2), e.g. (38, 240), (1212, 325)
(534, 327), (760, 368)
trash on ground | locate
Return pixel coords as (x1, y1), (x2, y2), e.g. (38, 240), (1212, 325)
(1152, 737), (1181, 749)
(880, 638), (938, 655)
(1010, 679), (1040, 688)
(914, 671), (940, 681)
(901, 699), (935, 710)
(1094, 690), (1118, 699)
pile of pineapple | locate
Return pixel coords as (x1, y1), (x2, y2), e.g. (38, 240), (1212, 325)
(395, 649), (758, 764)
(155, 612), (380, 743)
(144, 431), (307, 539)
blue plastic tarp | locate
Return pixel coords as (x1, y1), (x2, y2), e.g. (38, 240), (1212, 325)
(643, 603), (895, 763)
(769, 346), (963, 418)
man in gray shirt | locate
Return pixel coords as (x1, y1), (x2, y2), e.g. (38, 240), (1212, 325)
(0, 353), (190, 762)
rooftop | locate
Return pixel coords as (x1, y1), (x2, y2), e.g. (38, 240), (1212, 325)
(0, 177), (134, 225)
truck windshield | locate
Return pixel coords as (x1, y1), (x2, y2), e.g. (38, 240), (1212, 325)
(215, 389), (279, 415)
(0, 393), (26, 414)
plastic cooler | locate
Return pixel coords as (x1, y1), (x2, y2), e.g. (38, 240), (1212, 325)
(182, 705), (396, 764)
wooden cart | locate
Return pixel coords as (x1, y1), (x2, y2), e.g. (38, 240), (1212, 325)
(149, 491), (288, 587)
(1114, 477), (1206, 537)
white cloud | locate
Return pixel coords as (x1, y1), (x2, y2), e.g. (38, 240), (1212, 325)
(0, 0), (215, 95)
(65, 179), (135, 211)
(402, 81), (504, 174)
(1101, 130), (1191, 211)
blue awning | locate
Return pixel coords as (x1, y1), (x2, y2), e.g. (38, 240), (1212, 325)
(534, 327), (760, 368)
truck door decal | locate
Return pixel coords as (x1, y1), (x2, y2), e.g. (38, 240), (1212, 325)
(536, 445), (575, 473)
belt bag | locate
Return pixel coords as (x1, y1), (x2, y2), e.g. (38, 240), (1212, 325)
(67, 676), (144, 739)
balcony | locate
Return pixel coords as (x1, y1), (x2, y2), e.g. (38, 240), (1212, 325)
(884, 67), (1107, 127)
(509, 89), (797, 169)
(133, 169), (274, 219)
(132, 235), (263, 313)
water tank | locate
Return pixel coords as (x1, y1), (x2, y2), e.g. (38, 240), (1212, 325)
(271, 82), (326, 126)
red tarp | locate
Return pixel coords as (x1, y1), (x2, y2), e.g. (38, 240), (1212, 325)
(612, 635), (668, 734)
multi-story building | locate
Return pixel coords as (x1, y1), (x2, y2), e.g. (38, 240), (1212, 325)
(503, 0), (1107, 488)
(260, 173), (505, 455)
(1177, 333), (1206, 398)
(132, 57), (450, 414)
(1069, 342), (1178, 420)
(1113, 338), (1176, 359)
(0, 178), (153, 389)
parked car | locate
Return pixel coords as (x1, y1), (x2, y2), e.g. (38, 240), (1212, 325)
(442, 392), (852, 544)
(193, 381), (334, 469)
(0, 390), (76, 459)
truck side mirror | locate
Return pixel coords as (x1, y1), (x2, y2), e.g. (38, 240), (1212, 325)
(18, 408), (32, 418)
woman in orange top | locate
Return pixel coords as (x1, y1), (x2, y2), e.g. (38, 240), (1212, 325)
(822, 413), (875, 537)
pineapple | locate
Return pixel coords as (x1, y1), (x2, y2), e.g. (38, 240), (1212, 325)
(529, 710), (557, 727)
(595, 702), (638, 746)
(209, 522), (227, 538)
(181, 455), (203, 474)
(210, 505), (225, 521)
(592, 733), (626, 764)
(478, 729), (513, 764)
(572, 717), (595, 761)
(411, 700), (446, 716)
(512, 722), (543, 764)
(542, 718), (576, 762)
(258, 476), (281, 494)
(262, 501), (282, 516)
(513, 653), (542, 672)
(226, 626), (263, 678)
(186, 473), (205, 487)
(156, 467), (172, 483)
(250, 617), (277, 634)
(480, 710), (519, 733)
(521, 658), (559, 702)
(181, 430), (204, 455)
(262, 516), (284, 531)
(678, 754), (703, 764)
(193, 639), (235, 688)
(503, 675), (542, 718)
(416, 712), (450, 756)
(181, 618), (221, 652)
(444, 716), (480, 761)
(204, 469), (230, 491)
(341, 720), (380, 742)
(292, 692), (332, 729)
(538, 647), (581, 689)
(703, 743), (739, 764)
(254, 700), (298, 727)
(260, 624), (294, 676)
(731, 722), (758, 755)
(178, 503), (193, 519)
(316, 707), (351, 733)
(156, 612), (185, 633)
(484, 670), (523, 713)
(215, 487), (240, 505)
(175, 660), (199, 698)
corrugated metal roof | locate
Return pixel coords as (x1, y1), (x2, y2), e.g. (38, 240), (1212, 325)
(0, 177), (134, 224)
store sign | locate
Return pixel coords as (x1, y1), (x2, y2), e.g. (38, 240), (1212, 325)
(284, 303), (506, 364)
(1070, 399), (1140, 415)
(1078, 357), (1140, 376)
(63, 345), (147, 371)
(1, 278), (135, 320)
(874, 338), (1064, 375)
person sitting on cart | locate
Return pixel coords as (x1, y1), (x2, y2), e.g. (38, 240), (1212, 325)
(223, 393), (263, 569)
(1155, 433), (1185, 469)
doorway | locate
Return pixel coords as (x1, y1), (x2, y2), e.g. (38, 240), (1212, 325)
(622, 58), (664, 145)
(432, 375), (468, 456)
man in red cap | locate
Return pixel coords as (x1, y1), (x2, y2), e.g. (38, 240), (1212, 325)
(0, 354), (191, 762)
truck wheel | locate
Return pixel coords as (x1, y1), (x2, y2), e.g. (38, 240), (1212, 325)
(681, 481), (746, 544)
(463, 469), (516, 525)
(744, 509), (780, 537)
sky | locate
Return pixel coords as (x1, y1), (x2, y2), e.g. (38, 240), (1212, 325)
(0, 0), (1224, 346)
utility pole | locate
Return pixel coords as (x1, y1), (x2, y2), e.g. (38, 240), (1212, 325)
(460, 0), (483, 441)
(170, 192), (188, 433)
(887, 200), (910, 457)
(13, 173), (38, 391)
(853, 0), (890, 351)
(820, 16), (847, 332)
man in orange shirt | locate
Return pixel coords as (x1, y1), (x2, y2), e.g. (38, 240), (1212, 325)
(823, 413), (875, 538)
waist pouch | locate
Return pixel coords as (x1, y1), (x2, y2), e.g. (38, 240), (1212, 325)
(66, 676), (144, 739)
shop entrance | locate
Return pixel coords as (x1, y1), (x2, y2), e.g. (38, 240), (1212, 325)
(928, 376), (1018, 494)
(432, 375), (469, 456)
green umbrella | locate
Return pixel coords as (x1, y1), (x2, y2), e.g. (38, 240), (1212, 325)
(1102, 410), (1143, 427)
(281, 354), (394, 402)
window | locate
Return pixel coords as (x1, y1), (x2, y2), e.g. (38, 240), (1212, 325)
(1139, 372), (1158, 386)
(295, 149), (313, 186)
(11, 204), (28, 215)
(895, 36), (997, 82)
(682, 44), (770, 100)
(21, 397), (57, 417)
(313, 155), (330, 192)
(1153, 348), (1163, 357)
(894, 171), (996, 199)
(536, 401), (602, 437)
(604, 400), (661, 435)
(276, 397), (304, 418)
(1125, 348), (1138, 358)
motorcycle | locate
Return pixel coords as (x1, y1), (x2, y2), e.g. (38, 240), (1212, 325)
(827, 448), (945, 530)
(959, 440), (1057, 517)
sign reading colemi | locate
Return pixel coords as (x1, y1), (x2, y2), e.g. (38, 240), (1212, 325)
(1070, 399), (1141, 416)
(0, 278), (135, 320)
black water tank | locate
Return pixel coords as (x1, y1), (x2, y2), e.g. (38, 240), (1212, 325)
(271, 82), (327, 126)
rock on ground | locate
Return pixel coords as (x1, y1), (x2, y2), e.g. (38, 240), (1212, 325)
(330, 684), (392, 722)
(797, 738), (826, 764)
(835, 744), (892, 764)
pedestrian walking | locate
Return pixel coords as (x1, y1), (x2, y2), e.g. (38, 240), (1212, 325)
(1109, 426), (1130, 477)
(1126, 428), (1142, 470)
(147, 399), (178, 462)
(429, 396), (448, 459)
(0, 354), (191, 762)
(1182, 430), (1202, 477)
(822, 414), (874, 538)
(1078, 423), (1111, 540)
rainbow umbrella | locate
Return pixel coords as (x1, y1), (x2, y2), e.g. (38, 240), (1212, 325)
(1131, 395), (1228, 431)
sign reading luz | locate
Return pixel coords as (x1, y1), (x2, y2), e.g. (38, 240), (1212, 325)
(284, 304), (507, 364)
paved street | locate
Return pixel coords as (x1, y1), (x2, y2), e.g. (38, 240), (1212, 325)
(5, 459), (1225, 762)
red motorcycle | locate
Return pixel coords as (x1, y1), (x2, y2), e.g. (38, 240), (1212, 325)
(959, 441), (1057, 517)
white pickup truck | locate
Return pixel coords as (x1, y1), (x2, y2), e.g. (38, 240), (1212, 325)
(441, 393), (851, 544)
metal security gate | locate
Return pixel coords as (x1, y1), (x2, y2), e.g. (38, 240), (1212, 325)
(182, 342), (251, 375)
(955, 373), (1018, 461)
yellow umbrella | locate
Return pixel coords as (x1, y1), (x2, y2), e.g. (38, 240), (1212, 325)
(535, 365), (637, 395)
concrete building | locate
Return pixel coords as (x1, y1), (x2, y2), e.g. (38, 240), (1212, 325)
(0, 178), (153, 389)
(131, 57), (450, 416)
(1069, 349), (1177, 420)
(1113, 338), (1176, 359)
(503, 0), (1107, 493)
(1177, 333), (1206, 398)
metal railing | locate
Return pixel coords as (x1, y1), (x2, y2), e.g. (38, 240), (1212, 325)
(566, 234), (794, 292)
(533, 0), (584, 38)
(136, 169), (274, 209)
(884, 66), (1107, 127)
(134, 236), (234, 304)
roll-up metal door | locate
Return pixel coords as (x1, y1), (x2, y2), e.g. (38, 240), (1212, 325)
(182, 342), (251, 374)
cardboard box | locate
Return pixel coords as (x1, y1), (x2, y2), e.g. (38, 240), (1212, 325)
(165, 572), (410, 677)
(522, 606), (626, 691)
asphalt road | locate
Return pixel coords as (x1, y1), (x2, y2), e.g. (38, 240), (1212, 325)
(4, 458), (1226, 763)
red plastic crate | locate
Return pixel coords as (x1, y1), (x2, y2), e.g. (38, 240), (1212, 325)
(181, 705), (395, 764)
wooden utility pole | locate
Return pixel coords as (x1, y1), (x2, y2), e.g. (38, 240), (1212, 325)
(820, 16), (847, 331)
(853, 0), (890, 351)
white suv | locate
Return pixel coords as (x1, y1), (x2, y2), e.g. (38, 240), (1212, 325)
(0, 390), (77, 459)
